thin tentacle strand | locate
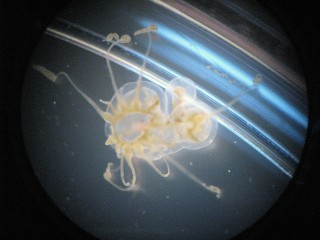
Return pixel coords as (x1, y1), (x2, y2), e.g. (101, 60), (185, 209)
(33, 65), (113, 123)
(165, 155), (222, 198)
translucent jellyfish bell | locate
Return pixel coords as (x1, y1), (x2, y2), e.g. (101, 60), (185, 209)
(115, 112), (151, 143)
(111, 81), (168, 112)
(171, 101), (218, 150)
(165, 76), (218, 150)
(168, 77), (197, 99)
(104, 81), (168, 137)
(166, 76), (197, 111)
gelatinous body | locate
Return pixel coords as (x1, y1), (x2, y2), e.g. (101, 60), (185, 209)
(33, 24), (260, 198)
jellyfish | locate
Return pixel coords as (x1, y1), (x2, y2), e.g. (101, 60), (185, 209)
(33, 24), (261, 198)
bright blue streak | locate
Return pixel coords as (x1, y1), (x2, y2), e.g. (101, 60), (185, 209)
(140, 20), (307, 129)
(259, 86), (307, 127)
(155, 24), (254, 86)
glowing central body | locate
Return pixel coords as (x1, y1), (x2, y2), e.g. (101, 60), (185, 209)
(105, 81), (169, 162)
(32, 24), (260, 198)
(104, 79), (217, 163)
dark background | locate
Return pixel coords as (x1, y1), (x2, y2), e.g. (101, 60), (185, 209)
(1, 0), (319, 239)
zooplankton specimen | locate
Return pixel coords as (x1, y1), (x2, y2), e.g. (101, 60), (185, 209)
(33, 24), (260, 198)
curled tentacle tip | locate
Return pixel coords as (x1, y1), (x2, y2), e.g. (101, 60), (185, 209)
(103, 171), (112, 181)
(119, 34), (131, 44)
(134, 24), (158, 36)
(206, 185), (222, 198)
(149, 24), (158, 31)
(216, 191), (222, 199)
(106, 33), (120, 42)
